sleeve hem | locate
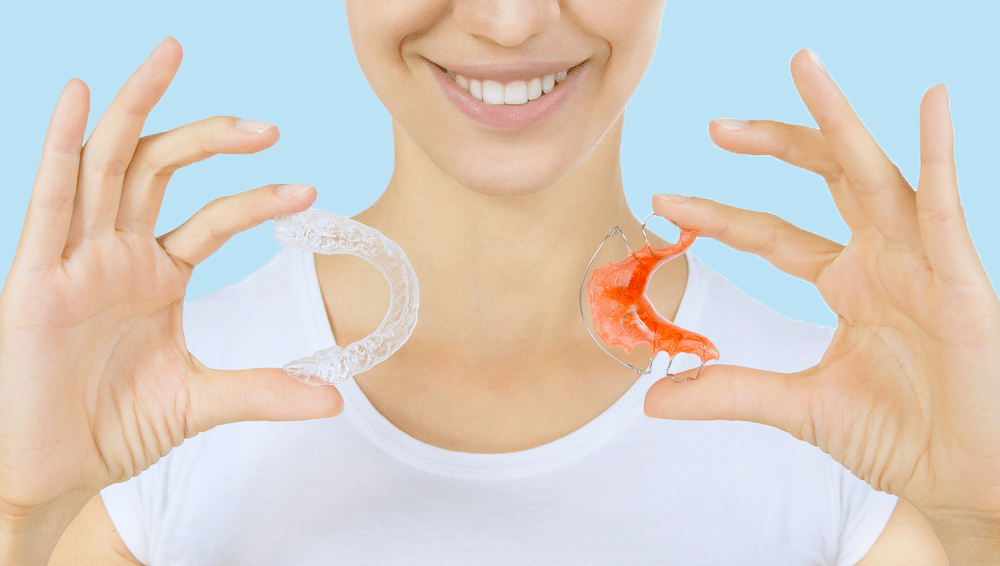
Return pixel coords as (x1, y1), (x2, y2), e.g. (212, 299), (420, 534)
(833, 493), (899, 566)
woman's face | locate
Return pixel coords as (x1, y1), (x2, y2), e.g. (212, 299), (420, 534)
(344, 0), (665, 198)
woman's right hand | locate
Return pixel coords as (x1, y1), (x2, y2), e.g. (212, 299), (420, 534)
(0, 37), (343, 529)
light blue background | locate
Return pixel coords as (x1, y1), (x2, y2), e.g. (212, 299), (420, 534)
(2, 1), (996, 328)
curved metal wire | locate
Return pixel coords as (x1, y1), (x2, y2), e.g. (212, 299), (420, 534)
(581, 219), (708, 383)
(669, 359), (706, 382)
(640, 212), (656, 245)
(579, 226), (650, 376)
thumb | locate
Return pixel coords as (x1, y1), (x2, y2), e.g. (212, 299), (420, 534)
(644, 364), (814, 442)
(189, 366), (344, 433)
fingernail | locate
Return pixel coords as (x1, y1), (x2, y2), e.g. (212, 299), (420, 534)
(807, 49), (829, 77)
(236, 118), (276, 134)
(277, 184), (313, 198)
(655, 194), (690, 202)
(715, 119), (750, 131)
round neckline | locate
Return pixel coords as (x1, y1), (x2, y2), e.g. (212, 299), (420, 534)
(296, 247), (707, 480)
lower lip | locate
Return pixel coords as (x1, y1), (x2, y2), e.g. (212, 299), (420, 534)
(429, 60), (588, 130)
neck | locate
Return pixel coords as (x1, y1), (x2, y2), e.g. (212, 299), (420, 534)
(314, 114), (687, 451)
(362, 114), (644, 356)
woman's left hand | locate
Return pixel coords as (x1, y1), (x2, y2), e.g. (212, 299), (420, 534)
(644, 49), (1000, 558)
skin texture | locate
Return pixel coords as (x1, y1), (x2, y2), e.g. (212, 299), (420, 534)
(0, 41), (344, 565)
(1, 0), (995, 564)
(335, 0), (680, 455)
(645, 56), (1000, 563)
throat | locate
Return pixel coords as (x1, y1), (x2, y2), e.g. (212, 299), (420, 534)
(352, 340), (644, 453)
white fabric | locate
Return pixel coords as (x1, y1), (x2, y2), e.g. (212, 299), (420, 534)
(101, 248), (898, 565)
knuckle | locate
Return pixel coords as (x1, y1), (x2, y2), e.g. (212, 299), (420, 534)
(856, 176), (897, 197)
(34, 191), (76, 215)
(201, 195), (232, 218)
(133, 135), (178, 178)
(822, 165), (846, 184)
(199, 195), (243, 238)
(130, 118), (228, 179)
(82, 149), (131, 178)
(208, 115), (235, 129)
(756, 214), (782, 256)
(916, 200), (958, 225)
(921, 155), (954, 168)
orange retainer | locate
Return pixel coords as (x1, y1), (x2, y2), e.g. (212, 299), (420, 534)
(588, 228), (720, 366)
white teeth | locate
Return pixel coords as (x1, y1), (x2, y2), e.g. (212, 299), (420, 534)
(449, 68), (571, 105)
(504, 81), (528, 105)
(482, 80), (504, 104)
(541, 74), (555, 94)
(527, 77), (542, 101)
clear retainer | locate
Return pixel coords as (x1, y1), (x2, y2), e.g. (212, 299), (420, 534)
(274, 209), (419, 385)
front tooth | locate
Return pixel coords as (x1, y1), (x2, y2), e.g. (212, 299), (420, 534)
(527, 77), (542, 100)
(482, 80), (505, 105)
(456, 69), (569, 104)
(504, 81), (528, 105)
(541, 74), (556, 94)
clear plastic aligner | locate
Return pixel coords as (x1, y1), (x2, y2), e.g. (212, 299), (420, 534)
(274, 209), (419, 385)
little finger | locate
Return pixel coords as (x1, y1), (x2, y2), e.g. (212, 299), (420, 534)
(117, 116), (279, 234)
(17, 80), (89, 272)
(158, 184), (316, 267)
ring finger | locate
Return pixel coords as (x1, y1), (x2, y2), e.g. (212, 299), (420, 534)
(69, 38), (182, 243)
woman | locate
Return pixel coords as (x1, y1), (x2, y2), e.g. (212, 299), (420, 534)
(1, 1), (997, 563)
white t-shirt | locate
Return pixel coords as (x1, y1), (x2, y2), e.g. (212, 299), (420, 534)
(101, 247), (898, 565)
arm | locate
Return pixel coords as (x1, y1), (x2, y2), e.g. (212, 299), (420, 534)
(858, 500), (948, 566)
(0, 38), (341, 565)
(645, 49), (1000, 564)
(47, 496), (141, 566)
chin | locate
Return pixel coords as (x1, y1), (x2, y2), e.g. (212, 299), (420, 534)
(446, 165), (572, 199)
(429, 141), (585, 199)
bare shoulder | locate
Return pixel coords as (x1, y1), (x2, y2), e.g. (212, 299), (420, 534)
(855, 499), (948, 566)
(48, 495), (141, 565)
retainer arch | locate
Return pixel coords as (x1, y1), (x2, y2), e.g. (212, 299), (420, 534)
(580, 214), (719, 382)
(275, 209), (419, 385)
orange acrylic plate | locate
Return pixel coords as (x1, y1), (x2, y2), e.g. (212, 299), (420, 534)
(588, 227), (719, 366)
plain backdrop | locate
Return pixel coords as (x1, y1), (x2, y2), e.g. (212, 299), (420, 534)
(1, 1), (996, 328)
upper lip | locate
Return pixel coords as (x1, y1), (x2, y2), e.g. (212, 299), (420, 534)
(426, 57), (588, 82)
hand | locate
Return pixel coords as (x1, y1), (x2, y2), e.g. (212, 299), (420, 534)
(0, 37), (342, 527)
(644, 50), (1000, 559)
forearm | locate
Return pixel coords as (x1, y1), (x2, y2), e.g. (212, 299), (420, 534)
(0, 493), (90, 566)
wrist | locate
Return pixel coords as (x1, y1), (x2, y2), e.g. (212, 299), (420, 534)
(0, 491), (92, 566)
(922, 508), (1000, 566)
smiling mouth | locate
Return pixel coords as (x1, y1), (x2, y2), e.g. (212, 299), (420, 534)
(430, 60), (589, 106)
